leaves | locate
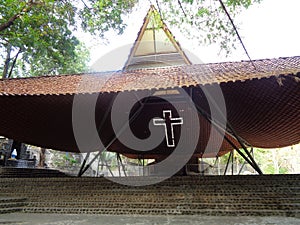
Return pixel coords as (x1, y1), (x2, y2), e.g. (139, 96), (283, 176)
(0, 0), (137, 78)
(226, 0), (262, 9)
(0, 0), (261, 78)
(156, 0), (261, 55)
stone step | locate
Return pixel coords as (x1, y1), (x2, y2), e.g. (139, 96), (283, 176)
(2, 193), (299, 202)
(1, 175), (300, 182)
(0, 168), (68, 178)
(1, 183), (299, 191)
(1, 175), (300, 216)
(22, 190), (298, 196)
(1, 186), (299, 194)
(0, 174), (67, 178)
(26, 201), (300, 211)
(1, 182), (298, 189)
(22, 207), (300, 217)
(0, 197), (28, 214)
(1, 177), (300, 185)
(0, 197), (27, 203)
(1, 179), (298, 185)
(26, 196), (300, 204)
(16, 190), (300, 197)
(1, 178), (299, 184)
(0, 207), (24, 214)
(2, 186), (299, 192)
(0, 201), (27, 208)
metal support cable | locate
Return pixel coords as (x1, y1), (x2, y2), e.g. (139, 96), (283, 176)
(96, 153), (101, 177)
(97, 94), (117, 133)
(117, 153), (121, 176)
(225, 123), (262, 174)
(188, 88), (263, 175)
(80, 151), (102, 176)
(77, 152), (90, 177)
(223, 135), (262, 175)
(177, 0), (188, 18)
(194, 99), (261, 174)
(218, 0), (256, 69)
(155, 0), (163, 19)
(232, 149), (234, 175)
(188, 87), (262, 174)
(100, 154), (114, 177)
(224, 151), (232, 175)
(78, 92), (150, 177)
(77, 95), (116, 177)
(238, 147), (254, 174)
(117, 153), (127, 177)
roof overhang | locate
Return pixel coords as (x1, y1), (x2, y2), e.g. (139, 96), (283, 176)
(0, 56), (299, 158)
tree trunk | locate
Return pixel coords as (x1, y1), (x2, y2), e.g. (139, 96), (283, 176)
(39, 148), (46, 168)
(2, 44), (12, 79)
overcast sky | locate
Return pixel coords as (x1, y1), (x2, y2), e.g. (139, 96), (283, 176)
(78, 0), (300, 71)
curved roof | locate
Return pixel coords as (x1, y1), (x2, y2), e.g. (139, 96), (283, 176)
(0, 56), (299, 158)
(0, 56), (299, 95)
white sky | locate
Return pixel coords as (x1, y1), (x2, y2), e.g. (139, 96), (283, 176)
(77, 0), (300, 71)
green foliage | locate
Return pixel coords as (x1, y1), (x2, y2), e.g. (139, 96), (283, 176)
(100, 151), (118, 168)
(220, 146), (300, 175)
(51, 151), (80, 167)
(157, 0), (262, 55)
(0, 0), (137, 78)
(79, 0), (137, 37)
(226, 0), (262, 9)
(16, 41), (90, 77)
(62, 154), (78, 166)
(0, 0), (261, 78)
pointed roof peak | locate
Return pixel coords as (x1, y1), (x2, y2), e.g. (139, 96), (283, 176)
(123, 5), (191, 71)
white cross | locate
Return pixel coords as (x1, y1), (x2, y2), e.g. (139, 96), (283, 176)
(153, 110), (183, 147)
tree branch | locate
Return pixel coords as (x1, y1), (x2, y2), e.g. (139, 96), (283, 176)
(0, 1), (42, 33)
(0, 14), (21, 33)
(8, 48), (21, 78)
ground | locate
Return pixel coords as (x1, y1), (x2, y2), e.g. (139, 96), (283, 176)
(0, 214), (299, 225)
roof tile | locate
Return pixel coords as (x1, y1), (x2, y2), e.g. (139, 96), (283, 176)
(0, 56), (300, 96)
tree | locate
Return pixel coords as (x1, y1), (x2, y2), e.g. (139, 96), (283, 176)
(38, 147), (46, 167)
(15, 42), (90, 77)
(154, 0), (262, 54)
(0, 0), (261, 79)
(0, 0), (261, 78)
(0, 0), (137, 78)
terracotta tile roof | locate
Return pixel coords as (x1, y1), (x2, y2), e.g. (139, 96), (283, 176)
(0, 56), (299, 157)
(0, 56), (300, 96)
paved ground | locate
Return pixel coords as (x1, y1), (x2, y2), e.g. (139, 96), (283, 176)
(0, 213), (299, 225)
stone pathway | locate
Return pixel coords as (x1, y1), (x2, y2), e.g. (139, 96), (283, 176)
(0, 213), (299, 225)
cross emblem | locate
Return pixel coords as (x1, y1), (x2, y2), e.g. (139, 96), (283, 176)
(153, 110), (183, 147)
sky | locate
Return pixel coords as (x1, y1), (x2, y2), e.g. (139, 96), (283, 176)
(77, 0), (300, 71)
